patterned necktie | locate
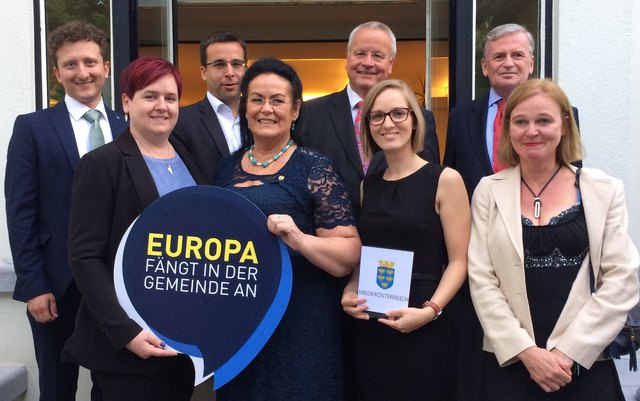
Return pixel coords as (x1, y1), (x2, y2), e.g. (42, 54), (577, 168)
(492, 98), (508, 172)
(354, 100), (369, 174)
(83, 109), (105, 150)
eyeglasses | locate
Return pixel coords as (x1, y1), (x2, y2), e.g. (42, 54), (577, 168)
(248, 97), (291, 108)
(367, 108), (412, 126)
(350, 50), (387, 62)
(205, 59), (247, 70)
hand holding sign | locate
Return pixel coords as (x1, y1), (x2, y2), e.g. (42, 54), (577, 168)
(125, 330), (177, 359)
(114, 186), (292, 390)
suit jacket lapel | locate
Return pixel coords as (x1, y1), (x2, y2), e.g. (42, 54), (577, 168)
(50, 102), (81, 169)
(471, 96), (493, 174)
(199, 98), (230, 158)
(331, 88), (364, 177)
(116, 129), (159, 208)
(170, 135), (207, 185)
(105, 107), (127, 139)
(491, 168), (524, 261)
(574, 167), (609, 279)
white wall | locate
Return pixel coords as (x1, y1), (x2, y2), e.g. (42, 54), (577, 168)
(0, 2), (38, 401)
(0, 0), (34, 260)
(555, 1), (640, 243)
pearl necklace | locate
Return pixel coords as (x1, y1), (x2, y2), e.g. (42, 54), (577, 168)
(521, 165), (563, 219)
(248, 139), (294, 168)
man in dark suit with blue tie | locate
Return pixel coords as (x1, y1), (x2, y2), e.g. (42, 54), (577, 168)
(172, 32), (247, 183)
(298, 21), (440, 216)
(5, 21), (127, 401)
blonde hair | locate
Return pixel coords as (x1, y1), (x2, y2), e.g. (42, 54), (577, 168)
(360, 79), (425, 160)
(498, 78), (583, 166)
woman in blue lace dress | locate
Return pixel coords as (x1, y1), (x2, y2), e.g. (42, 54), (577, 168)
(214, 57), (361, 401)
(468, 79), (639, 400)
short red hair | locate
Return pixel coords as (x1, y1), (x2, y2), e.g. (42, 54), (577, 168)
(119, 57), (182, 99)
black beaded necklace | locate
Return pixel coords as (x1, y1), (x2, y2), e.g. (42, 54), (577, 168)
(520, 164), (563, 219)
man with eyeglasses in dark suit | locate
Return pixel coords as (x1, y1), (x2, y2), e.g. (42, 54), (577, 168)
(172, 32), (247, 183)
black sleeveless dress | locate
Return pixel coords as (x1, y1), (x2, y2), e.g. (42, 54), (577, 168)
(352, 162), (455, 401)
(482, 204), (625, 401)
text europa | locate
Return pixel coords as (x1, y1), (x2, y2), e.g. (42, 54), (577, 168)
(147, 233), (258, 264)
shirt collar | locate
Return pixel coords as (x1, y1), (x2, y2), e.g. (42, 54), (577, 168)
(206, 91), (234, 115)
(488, 88), (503, 108)
(65, 95), (107, 122)
(346, 84), (363, 110)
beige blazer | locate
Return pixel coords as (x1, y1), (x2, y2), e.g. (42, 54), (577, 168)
(468, 165), (639, 369)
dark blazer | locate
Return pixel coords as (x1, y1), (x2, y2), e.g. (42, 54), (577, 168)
(5, 101), (127, 302)
(443, 94), (581, 198)
(172, 96), (231, 184)
(442, 96), (492, 198)
(297, 87), (440, 215)
(62, 129), (206, 374)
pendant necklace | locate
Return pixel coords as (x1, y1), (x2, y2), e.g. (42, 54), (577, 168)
(521, 164), (563, 219)
(248, 139), (294, 168)
(138, 140), (174, 175)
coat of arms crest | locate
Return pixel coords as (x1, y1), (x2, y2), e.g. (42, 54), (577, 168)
(376, 260), (395, 289)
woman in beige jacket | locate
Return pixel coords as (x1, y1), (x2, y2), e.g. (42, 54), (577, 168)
(468, 79), (639, 400)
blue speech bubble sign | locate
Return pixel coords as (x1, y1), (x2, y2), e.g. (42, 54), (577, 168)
(114, 186), (292, 389)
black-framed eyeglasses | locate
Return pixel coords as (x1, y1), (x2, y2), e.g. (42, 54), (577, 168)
(205, 59), (247, 70)
(366, 107), (412, 126)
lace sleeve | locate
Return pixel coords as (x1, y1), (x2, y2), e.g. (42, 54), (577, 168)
(307, 155), (356, 229)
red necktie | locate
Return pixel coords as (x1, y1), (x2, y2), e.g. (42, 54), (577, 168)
(492, 98), (508, 172)
(354, 101), (369, 174)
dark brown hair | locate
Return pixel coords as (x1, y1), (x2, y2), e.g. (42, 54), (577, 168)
(48, 21), (109, 66)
